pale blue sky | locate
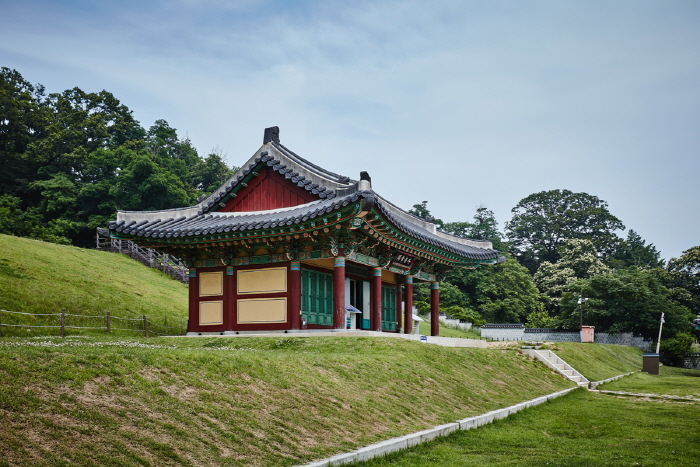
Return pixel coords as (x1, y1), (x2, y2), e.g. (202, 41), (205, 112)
(2, 0), (699, 260)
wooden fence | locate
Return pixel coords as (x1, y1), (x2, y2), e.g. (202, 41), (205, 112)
(0, 308), (187, 337)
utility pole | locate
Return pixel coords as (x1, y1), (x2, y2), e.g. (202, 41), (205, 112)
(655, 312), (665, 354)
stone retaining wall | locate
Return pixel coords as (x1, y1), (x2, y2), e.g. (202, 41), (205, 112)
(684, 353), (700, 370)
(479, 326), (650, 350)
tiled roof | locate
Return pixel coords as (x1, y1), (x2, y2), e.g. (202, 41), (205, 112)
(200, 142), (358, 215)
(111, 191), (365, 239)
(110, 127), (500, 263)
(109, 190), (499, 261)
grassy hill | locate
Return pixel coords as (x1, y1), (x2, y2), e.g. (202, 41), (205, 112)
(0, 234), (188, 336)
(0, 335), (574, 467)
(544, 342), (643, 381)
(0, 234), (667, 466)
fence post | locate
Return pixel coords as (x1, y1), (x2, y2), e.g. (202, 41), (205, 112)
(0, 311), (3, 337)
(143, 315), (149, 338)
(106, 311), (111, 333)
(60, 309), (65, 338)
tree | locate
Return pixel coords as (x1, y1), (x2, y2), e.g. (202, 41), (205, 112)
(608, 229), (663, 269)
(505, 189), (625, 272)
(413, 281), (468, 309)
(193, 153), (237, 195)
(560, 267), (692, 339)
(666, 246), (700, 315)
(442, 206), (506, 251)
(445, 259), (543, 323)
(0, 67), (51, 199)
(115, 150), (192, 211)
(408, 201), (443, 228)
(533, 239), (610, 313)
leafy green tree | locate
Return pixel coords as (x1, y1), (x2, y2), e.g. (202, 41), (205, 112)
(525, 310), (559, 328)
(443, 259), (542, 323)
(0, 68), (52, 201)
(193, 153), (237, 195)
(442, 206), (506, 251)
(0, 195), (41, 237)
(413, 281), (468, 309)
(659, 333), (694, 366)
(408, 201), (443, 228)
(666, 246), (700, 315)
(115, 150), (192, 211)
(560, 266), (692, 339)
(505, 189), (625, 272)
(534, 239), (610, 313)
(608, 230), (664, 269)
(442, 305), (485, 326)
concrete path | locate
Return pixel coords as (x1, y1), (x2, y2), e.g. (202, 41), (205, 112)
(295, 387), (579, 467)
(293, 349), (642, 466)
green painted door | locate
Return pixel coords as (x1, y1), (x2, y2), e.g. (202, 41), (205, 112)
(381, 285), (397, 331)
(301, 269), (334, 326)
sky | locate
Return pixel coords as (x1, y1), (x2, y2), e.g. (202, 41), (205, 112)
(2, 0), (699, 261)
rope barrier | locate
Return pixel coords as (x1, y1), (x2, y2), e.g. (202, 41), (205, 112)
(0, 309), (60, 316)
(0, 324), (61, 328)
(0, 307), (185, 336)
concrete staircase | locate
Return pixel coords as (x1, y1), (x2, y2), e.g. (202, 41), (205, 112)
(521, 349), (590, 386)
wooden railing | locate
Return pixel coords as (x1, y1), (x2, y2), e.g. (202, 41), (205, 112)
(96, 229), (188, 283)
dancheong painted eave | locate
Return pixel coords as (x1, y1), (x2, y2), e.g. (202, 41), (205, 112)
(108, 127), (501, 268)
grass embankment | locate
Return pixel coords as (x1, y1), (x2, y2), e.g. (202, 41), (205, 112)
(602, 365), (700, 397)
(418, 320), (482, 339)
(544, 342), (642, 381)
(0, 335), (573, 467)
(357, 388), (700, 467)
(355, 344), (700, 466)
(0, 235), (188, 335)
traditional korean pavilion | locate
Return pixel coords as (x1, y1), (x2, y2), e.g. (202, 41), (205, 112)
(109, 127), (500, 335)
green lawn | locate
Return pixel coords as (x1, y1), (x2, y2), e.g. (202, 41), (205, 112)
(545, 342), (643, 381)
(418, 320), (482, 339)
(600, 365), (700, 397)
(357, 388), (700, 467)
(0, 235), (188, 336)
(0, 335), (572, 467)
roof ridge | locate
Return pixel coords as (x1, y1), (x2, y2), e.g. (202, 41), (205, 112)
(273, 141), (355, 185)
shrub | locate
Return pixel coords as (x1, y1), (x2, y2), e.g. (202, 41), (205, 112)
(659, 332), (694, 366)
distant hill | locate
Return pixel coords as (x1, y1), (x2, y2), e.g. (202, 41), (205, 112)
(0, 234), (188, 335)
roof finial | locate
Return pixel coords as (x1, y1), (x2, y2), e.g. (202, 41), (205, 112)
(358, 171), (372, 191)
(263, 126), (280, 144)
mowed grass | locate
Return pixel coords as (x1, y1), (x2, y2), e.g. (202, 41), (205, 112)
(418, 320), (482, 339)
(0, 335), (573, 467)
(0, 235), (188, 334)
(601, 365), (700, 397)
(544, 342), (643, 381)
(356, 388), (700, 467)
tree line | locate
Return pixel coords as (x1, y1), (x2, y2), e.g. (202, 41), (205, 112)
(409, 194), (699, 364)
(0, 67), (235, 247)
(1, 67), (697, 362)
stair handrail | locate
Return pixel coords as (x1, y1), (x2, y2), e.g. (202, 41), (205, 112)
(96, 231), (188, 283)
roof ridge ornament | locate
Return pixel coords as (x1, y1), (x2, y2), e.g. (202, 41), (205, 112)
(263, 126), (280, 144)
(358, 171), (371, 191)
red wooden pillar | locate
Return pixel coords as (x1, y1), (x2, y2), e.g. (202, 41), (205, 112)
(430, 281), (440, 337)
(404, 277), (413, 334)
(187, 269), (198, 334)
(396, 283), (403, 332)
(224, 266), (235, 332)
(289, 261), (301, 330)
(333, 256), (346, 330)
(372, 267), (382, 331)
